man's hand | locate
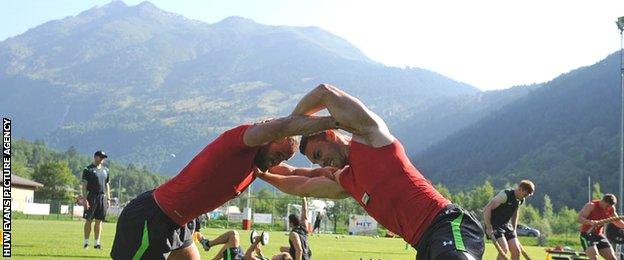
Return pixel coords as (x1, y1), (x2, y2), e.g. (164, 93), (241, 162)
(312, 167), (340, 180)
(485, 226), (493, 238)
(77, 196), (90, 210)
(253, 167), (266, 178)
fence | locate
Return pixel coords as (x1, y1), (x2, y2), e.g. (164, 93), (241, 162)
(15, 195), (378, 235)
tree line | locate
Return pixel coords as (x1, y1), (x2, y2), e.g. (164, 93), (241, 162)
(13, 139), (168, 204)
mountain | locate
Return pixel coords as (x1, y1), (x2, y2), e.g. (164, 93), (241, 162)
(394, 84), (541, 153)
(414, 52), (621, 209)
(0, 1), (529, 175)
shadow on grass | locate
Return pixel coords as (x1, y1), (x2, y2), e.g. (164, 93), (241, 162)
(12, 253), (110, 258)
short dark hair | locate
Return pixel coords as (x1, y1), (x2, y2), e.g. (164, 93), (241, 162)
(299, 132), (327, 155)
(288, 214), (300, 227)
(518, 180), (535, 194)
(603, 194), (617, 205)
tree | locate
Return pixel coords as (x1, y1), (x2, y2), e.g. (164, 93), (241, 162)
(543, 195), (554, 220)
(592, 182), (603, 200)
(434, 183), (453, 201)
(326, 198), (365, 232)
(520, 204), (541, 226)
(537, 195), (554, 236)
(253, 188), (274, 213)
(551, 206), (577, 234)
(32, 161), (76, 202)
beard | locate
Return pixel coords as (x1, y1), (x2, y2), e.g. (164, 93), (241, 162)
(254, 152), (270, 172)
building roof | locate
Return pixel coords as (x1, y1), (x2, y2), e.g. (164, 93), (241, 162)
(11, 175), (44, 188)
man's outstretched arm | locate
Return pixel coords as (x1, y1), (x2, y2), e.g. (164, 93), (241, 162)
(243, 115), (339, 147)
(291, 84), (384, 136)
(268, 163), (339, 178)
(301, 197), (309, 224)
(256, 171), (349, 199)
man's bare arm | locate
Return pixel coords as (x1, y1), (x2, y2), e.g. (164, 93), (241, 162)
(290, 232), (303, 260)
(301, 197), (309, 224)
(268, 163), (339, 178)
(512, 209), (519, 232)
(243, 238), (262, 260)
(578, 203), (596, 225)
(291, 84), (392, 146)
(483, 192), (506, 232)
(257, 172), (349, 199)
(243, 115), (338, 147)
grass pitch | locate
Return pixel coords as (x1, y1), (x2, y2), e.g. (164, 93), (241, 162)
(12, 219), (551, 259)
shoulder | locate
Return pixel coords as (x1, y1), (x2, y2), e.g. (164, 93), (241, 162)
(491, 190), (507, 203)
(352, 125), (395, 148)
(83, 165), (95, 173)
(226, 124), (253, 137)
(219, 124), (254, 147)
(583, 202), (596, 210)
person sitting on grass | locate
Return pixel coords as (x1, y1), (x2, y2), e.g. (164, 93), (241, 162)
(199, 230), (292, 260)
(280, 197), (312, 260)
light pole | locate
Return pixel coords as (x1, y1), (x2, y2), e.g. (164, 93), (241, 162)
(617, 16), (624, 214)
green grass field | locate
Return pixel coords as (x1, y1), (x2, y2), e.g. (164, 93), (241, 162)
(12, 219), (555, 259)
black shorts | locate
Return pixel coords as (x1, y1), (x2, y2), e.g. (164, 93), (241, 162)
(110, 190), (194, 260)
(580, 232), (612, 251)
(492, 224), (517, 241)
(83, 193), (107, 221)
(415, 204), (485, 260)
(223, 246), (245, 260)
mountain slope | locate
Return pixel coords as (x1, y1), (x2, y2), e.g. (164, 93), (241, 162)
(1, 1), (529, 175)
(415, 52), (621, 209)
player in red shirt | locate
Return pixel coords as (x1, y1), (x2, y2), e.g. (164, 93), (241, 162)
(111, 115), (338, 260)
(257, 84), (485, 260)
(578, 194), (624, 260)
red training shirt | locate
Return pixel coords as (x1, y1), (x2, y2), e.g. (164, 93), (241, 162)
(339, 140), (449, 245)
(153, 125), (258, 226)
(580, 200), (615, 235)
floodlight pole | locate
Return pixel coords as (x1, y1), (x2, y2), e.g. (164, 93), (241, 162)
(617, 16), (624, 214)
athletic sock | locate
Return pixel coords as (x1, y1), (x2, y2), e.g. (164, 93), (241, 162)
(84, 239), (89, 245)
(95, 239), (100, 245)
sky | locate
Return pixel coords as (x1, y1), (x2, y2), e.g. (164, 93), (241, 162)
(2, 0), (624, 91)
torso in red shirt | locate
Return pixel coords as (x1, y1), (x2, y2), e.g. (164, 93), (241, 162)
(580, 200), (615, 235)
(338, 139), (449, 246)
(153, 125), (258, 226)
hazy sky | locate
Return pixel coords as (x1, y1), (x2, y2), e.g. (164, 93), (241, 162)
(3, 0), (624, 90)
